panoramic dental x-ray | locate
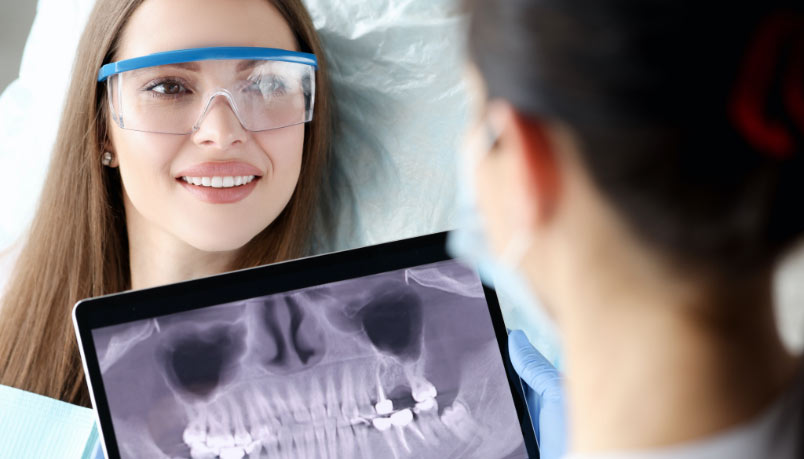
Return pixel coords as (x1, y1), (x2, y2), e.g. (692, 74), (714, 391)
(93, 260), (527, 459)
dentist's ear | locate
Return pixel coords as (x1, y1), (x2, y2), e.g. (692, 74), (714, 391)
(485, 101), (562, 233)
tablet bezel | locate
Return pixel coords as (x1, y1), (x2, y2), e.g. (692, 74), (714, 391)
(73, 231), (540, 459)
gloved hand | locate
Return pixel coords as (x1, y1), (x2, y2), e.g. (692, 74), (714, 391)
(509, 329), (567, 459)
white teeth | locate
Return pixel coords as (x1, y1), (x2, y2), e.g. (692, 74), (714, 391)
(339, 426), (356, 458)
(263, 439), (280, 459)
(230, 397), (252, 448)
(375, 399), (394, 415)
(310, 403), (326, 422)
(441, 401), (480, 443)
(390, 409), (413, 427)
(325, 374), (339, 418)
(381, 428), (401, 459)
(206, 402), (235, 451)
(189, 443), (218, 459)
(293, 408), (312, 423)
(183, 366), (443, 459)
(413, 395), (446, 448)
(276, 429), (293, 459)
(219, 445), (245, 459)
(395, 424), (412, 454)
(207, 433), (235, 450)
(182, 175), (256, 188)
(269, 387), (288, 418)
(408, 422), (427, 442)
(233, 427), (252, 447)
(298, 428), (314, 459)
(252, 424), (274, 444)
(309, 378), (326, 417)
(324, 419), (338, 458)
(372, 417), (393, 432)
(244, 440), (262, 456)
(312, 425), (326, 458)
(340, 370), (360, 421)
(183, 418), (207, 445)
(412, 380), (437, 402)
(243, 440), (262, 459)
(414, 398), (436, 413)
(355, 422), (373, 457)
(287, 384), (311, 424)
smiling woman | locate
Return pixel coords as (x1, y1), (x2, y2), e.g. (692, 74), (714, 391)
(0, 0), (333, 408)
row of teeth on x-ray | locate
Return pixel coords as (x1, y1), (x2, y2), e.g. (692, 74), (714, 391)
(180, 363), (474, 459)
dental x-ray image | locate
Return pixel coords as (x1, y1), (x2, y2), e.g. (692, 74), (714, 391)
(92, 259), (529, 459)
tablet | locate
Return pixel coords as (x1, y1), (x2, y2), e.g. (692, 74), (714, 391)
(73, 232), (539, 459)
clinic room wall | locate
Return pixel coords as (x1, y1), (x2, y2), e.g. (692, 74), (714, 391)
(0, 2), (36, 93)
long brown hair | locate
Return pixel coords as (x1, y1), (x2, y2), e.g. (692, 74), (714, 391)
(0, 0), (332, 407)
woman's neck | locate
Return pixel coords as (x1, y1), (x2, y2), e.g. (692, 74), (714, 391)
(544, 248), (797, 453)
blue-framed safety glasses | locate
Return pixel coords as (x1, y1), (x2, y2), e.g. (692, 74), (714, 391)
(97, 47), (317, 135)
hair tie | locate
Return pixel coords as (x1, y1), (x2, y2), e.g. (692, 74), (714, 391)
(729, 11), (804, 160)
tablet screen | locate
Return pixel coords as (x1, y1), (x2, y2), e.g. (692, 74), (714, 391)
(91, 259), (531, 459)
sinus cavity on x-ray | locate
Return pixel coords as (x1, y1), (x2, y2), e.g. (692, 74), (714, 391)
(92, 260), (529, 459)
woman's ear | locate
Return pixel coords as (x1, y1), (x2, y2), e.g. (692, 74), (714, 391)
(486, 102), (562, 234)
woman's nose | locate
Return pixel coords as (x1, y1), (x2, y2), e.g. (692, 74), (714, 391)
(191, 93), (248, 149)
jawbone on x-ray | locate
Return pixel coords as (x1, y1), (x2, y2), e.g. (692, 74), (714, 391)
(93, 260), (528, 459)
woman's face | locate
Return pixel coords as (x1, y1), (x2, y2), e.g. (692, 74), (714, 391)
(108, 0), (305, 253)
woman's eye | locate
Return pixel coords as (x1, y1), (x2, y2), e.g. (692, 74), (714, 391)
(146, 80), (188, 96)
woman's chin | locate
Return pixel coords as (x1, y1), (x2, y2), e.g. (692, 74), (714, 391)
(183, 232), (260, 255)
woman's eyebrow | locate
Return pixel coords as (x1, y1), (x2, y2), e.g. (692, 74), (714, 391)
(148, 61), (261, 73)
(160, 62), (201, 71)
(236, 60), (261, 72)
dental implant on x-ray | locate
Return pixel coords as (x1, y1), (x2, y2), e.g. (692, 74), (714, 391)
(93, 260), (528, 459)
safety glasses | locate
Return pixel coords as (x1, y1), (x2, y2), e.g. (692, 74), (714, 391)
(98, 47), (317, 135)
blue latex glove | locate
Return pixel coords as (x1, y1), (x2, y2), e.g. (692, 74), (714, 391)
(509, 329), (568, 459)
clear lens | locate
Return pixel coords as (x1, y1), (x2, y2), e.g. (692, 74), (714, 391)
(107, 59), (315, 134)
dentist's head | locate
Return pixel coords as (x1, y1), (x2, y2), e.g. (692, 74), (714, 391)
(463, 0), (804, 332)
(460, 0), (803, 452)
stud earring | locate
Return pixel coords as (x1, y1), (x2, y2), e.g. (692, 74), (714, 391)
(102, 151), (114, 167)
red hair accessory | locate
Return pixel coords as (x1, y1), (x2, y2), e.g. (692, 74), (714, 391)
(729, 11), (804, 159)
